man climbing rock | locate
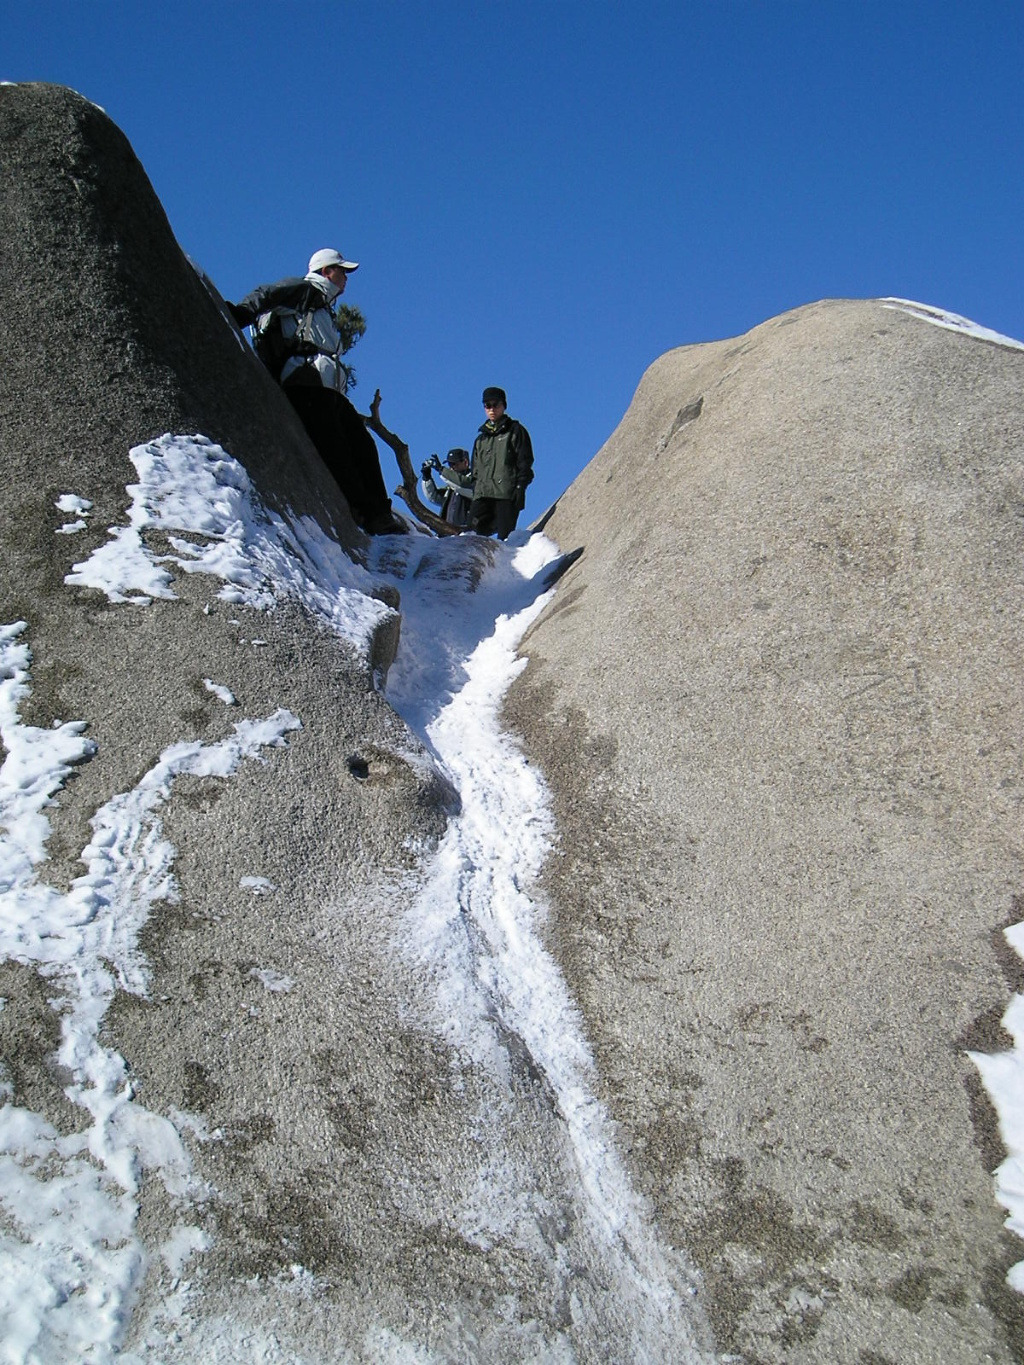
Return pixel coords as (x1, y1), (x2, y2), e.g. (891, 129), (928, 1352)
(229, 249), (406, 536)
(420, 448), (475, 529)
(468, 387), (534, 539)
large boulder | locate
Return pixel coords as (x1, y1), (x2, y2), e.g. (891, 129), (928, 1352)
(507, 297), (1024, 1361)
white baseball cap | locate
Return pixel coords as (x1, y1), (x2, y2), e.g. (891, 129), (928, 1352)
(308, 248), (359, 273)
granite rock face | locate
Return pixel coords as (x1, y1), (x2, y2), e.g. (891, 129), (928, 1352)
(6, 79), (1024, 1364)
(507, 298), (1024, 1362)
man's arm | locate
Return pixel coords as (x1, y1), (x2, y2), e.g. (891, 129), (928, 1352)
(419, 469), (445, 509)
(438, 468), (474, 495)
(512, 423), (534, 487)
(228, 276), (310, 328)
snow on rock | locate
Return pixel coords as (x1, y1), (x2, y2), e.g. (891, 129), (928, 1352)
(55, 493), (93, 535)
(882, 297), (1024, 351)
(203, 679), (237, 706)
(0, 621), (301, 1361)
(372, 530), (711, 1356)
(249, 968), (294, 994)
(64, 433), (393, 649)
(239, 876), (277, 895)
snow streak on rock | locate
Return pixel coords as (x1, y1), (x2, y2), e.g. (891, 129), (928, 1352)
(375, 533), (711, 1359)
(882, 298), (1024, 351)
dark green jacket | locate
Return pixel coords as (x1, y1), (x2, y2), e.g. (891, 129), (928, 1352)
(471, 415), (534, 501)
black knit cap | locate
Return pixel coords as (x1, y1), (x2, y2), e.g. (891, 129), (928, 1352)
(482, 386), (506, 407)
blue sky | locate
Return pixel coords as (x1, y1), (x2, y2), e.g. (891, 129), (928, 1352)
(5, 2), (1022, 521)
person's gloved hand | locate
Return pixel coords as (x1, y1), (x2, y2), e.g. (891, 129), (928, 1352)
(420, 461), (434, 480)
(513, 484), (527, 512)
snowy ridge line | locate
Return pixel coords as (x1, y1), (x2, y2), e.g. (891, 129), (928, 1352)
(0, 620), (301, 1362)
(63, 432), (394, 651)
(881, 298), (1024, 351)
(383, 534), (710, 1358)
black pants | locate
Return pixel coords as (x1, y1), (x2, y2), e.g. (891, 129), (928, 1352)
(469, 496), (519, 540)
(285, 385), (391, 527)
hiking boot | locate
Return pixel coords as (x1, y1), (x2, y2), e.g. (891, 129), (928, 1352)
(363, 509), (409, 536)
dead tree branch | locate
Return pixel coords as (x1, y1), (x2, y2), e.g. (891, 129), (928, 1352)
(362, 389), (461, 537)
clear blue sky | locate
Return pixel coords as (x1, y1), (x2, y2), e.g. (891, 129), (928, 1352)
(6, 2), (1023, 521)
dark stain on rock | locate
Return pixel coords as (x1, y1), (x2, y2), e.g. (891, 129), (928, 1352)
(846, 1199), (905, 1250)
(182, 1058), (219, 1111)
(962, 1064), (1007, 1175)
(992, 896), (1024, 995)
(785, 1008), (831, 1054)
(982, 1236), (1024, 1361)
(779, 1297), (824, 1346)
(660, 396), (704, 452)
(222, 1112), (275, 1156)
(897, 1185), (934, 1215)
(696, 1156), (825, 1272)
(960, 1001), (1014, 1055)
(536, 583), (586, 624)
(886, 1264), (940, 1313)
(0, 962), (82, 1134)
(224, 1178), (360, 1281)
(643, 1111), (704, 1173)
(175, 778), (225, 813)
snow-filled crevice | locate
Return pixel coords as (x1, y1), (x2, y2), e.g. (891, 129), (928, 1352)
(372, 531), (711, 1356)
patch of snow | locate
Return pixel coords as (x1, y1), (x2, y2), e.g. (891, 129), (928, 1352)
(361, 1324), (445, 1363)
(160, 1223), (212, 1282)
(63, 433), (394, 649)
(239, 876), (277, 895)
(882, 298), (1024, 351)
(249, 968), (293, 993)
(21, 428), (713, 1350)
(57, 495), (93, 515)
(55, 493), (93, 534)
(168, 1109), (223, 1145)
(203, 679), (237, 706)
(0, 620), (97, 872)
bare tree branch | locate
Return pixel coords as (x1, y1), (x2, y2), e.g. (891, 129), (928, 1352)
(362, 389), (461, 537)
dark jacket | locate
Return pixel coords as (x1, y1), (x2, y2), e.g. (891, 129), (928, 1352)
(229, 274), (346, 390)
(470, 415), (534, 501)
(230, 276), (324, 328)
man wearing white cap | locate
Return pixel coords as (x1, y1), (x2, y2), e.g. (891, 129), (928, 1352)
(229, 250), (406, 535)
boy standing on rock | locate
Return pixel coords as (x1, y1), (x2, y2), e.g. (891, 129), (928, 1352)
(468, 387), (534, 540)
